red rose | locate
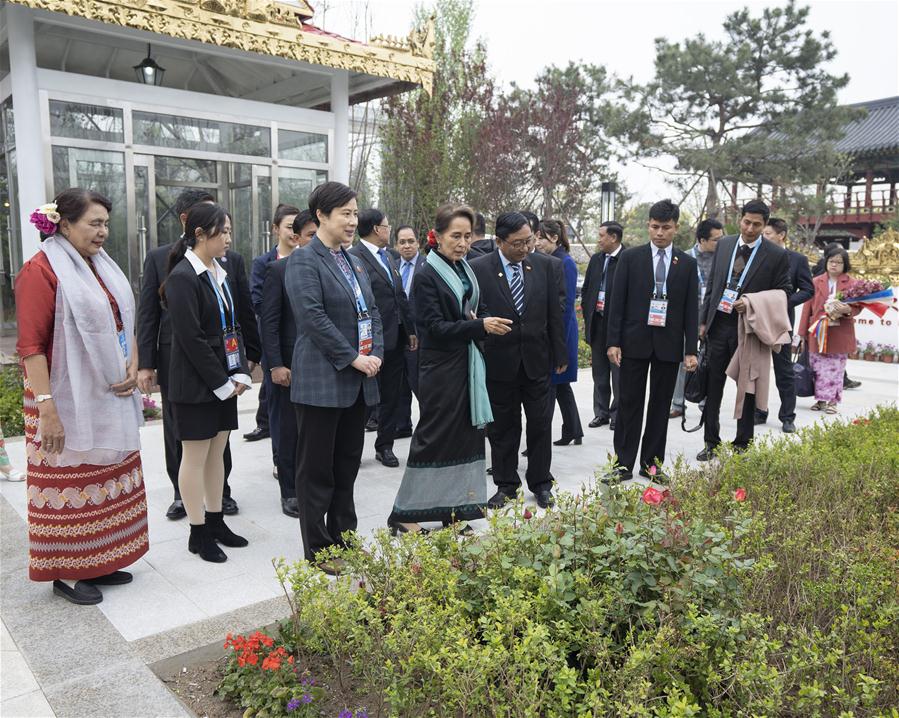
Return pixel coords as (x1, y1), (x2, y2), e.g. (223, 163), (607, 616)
(615, 521), (623, 535)
(523, 508), (533, 520)
(733, 487), (746, 502)
(641, 487), (664, 505)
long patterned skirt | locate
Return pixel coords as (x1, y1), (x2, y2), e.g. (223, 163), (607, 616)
(24, 378), (149, 581)
(388, 347), (487, 524)
(809, 352), (847, 403)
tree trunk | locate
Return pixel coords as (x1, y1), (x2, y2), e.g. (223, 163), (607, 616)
(703, 170), (719, 218)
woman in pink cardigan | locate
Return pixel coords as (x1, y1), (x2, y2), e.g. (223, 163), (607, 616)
(798, 247), (862, 414)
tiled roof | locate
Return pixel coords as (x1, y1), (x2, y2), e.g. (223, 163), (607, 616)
(836, 96), (899, 156)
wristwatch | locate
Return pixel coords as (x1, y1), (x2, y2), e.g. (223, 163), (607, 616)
(35, 394), (53, 403)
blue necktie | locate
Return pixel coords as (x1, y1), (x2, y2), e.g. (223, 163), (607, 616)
(401, 261), (413, 296)
(377, 248), (394, 286)
(655, 248), (667, 297)
(510, 263), (524, 314)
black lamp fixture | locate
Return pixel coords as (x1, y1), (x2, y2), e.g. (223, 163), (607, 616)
(600, 181), (617, 222)
(133, 44), (165, 86)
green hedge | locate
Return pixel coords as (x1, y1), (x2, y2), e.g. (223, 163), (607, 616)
(0, 363), (24, 437)
(238, 408), (898, 717)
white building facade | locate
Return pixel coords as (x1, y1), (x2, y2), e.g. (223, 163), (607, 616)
(0, 0), (433, 338)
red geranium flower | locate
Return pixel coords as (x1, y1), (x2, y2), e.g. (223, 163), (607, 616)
(615, 521), (623, 535)
(733, 487), (746, 502)
(641, 487), (664, 506)
(427, 229), (437, 247)
(523, 508), (533, 520)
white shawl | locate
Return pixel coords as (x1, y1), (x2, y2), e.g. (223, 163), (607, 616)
(40, 235), (143, 466)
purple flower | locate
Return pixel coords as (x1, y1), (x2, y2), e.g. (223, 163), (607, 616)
(356, 711), (369, 718)
(339, 711), (353, 718)
(286, 698), (301, 712)
(301, 694), (313, 704)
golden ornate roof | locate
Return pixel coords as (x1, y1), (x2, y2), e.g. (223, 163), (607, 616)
(11, 0), (434, 94)
(852, 229), (899, 284)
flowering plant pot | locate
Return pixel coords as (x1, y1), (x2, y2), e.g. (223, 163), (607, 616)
(863, 352), (875, 361)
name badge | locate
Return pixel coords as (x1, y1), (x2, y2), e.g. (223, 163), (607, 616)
(224, 330), (242, 371)
(595, 291), (606, 313)
(717, 287), (739, 314)
(648, 299), (668, 327)
(117, 329), (129, 359)
(358, 315), (373, 356)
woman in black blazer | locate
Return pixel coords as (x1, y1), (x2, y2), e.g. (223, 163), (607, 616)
(162, 204), (252, 563)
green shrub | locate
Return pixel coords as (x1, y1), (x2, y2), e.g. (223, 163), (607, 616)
(0, 362), (24, 437)
(259, 408), (898, 717)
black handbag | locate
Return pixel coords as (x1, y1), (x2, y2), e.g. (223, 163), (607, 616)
(794, 346), (815, 397)
(681, 341), (708, 433)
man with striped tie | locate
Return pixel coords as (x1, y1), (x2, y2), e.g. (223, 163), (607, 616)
(471, 212), (567, 510)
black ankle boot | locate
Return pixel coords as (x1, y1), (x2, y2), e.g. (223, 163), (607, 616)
(205, 511), (249, 548)
(188, 523), (227, 563)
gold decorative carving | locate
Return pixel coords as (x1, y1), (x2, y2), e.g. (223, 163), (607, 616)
(852, 229), (899, 284)
(12, 0), (434, 94)
(371, 15), (435, 59)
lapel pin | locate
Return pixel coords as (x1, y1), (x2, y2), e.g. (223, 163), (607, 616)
(673, 256), (679, 265)
(498, 273), (504, 278)
(526, 266), (532, 271)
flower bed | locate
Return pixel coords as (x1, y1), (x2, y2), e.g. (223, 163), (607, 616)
(210, 408), (898, 716)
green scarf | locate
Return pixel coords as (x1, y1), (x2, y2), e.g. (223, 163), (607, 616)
(426, 250), (493, 428)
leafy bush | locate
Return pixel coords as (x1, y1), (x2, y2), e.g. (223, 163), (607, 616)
(231, 408), (897, 717)
(0, 362), (24, 437)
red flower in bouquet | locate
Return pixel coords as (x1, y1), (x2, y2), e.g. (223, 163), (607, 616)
(641, 487), (664, 506)
(427, 229), (437, 248)
(733, 487), (746, 502)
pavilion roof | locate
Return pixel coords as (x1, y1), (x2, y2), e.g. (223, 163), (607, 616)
(9, 0), (435, 96)
(832, 96), (899, 158)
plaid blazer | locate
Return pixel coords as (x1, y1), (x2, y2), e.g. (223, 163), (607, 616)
(285, 236), (383, 408)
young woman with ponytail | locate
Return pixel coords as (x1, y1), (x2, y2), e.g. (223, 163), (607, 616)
(162, 204), (252, 563)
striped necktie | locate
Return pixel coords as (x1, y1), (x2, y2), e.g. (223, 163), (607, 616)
(510, 263), (524, 314)
(377, 248), (394, 286)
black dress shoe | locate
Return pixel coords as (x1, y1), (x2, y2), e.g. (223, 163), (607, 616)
(843, 377), (861, 389)
(609, 420), (616, 431)
(395, 428), (413, 439)
(608, 467), (632, 482)
(696, 445), (718, 462)
(553, 436), (583, 446)
(166, 499), (186, 520)
(221, 496), (239, 515)
(589, 416), (609, 428)
(753, 412), (768, 426)
(281, 497), (299, 518)
(376, 449), (400, 467)
(188, 523), (227, 563)
(782, 420), (796, 433)
(486, 467), (493, 475)
(535, 490), (555, 509)
(365, 417), (379, 432)
(53, 580), (103, 605)
(730, 443), (749, 455)
(388, 521), (429, 536)
(82, 570), (133, 586)
(243, 426), (270, 441)
(487, 490), (515, 509)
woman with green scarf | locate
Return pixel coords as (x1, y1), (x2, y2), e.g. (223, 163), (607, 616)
(387, 204), (512, 534)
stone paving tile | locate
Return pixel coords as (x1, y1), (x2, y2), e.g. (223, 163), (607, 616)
(0, 689), (56, 718)
(0, 650), (40, 699)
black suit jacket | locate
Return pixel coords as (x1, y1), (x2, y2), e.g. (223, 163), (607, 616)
(399, 252), (428, 329)
(581, 249), (621, 345)
(700, 235), (792, 334)
(606, 244), (699, 363)
(260, 257), (296, 370)
(349, 243), (413, 351)
(412, 256), (488, 352)
(137, 243), (261, 377)
(470, 251), (567, 381)
(163, 258), (251, 403)
(786, 247), (814, 327)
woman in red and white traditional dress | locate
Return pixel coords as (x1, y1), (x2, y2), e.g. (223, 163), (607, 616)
(15, 188), (149, 605)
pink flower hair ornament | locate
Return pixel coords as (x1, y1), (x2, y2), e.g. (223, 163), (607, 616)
(30, 203), (61, 235)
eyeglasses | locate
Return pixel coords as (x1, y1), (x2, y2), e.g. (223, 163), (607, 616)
(503, 236), (534, 250)
(377, 224), (391, 231)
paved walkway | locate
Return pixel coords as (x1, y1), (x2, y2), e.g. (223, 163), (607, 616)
(1, 360), (896, 716)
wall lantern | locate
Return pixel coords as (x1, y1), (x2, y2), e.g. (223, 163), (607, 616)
(600, 181), (617, 223)
(133, 44), (165, 86)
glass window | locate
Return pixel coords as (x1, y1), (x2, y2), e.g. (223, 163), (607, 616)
(154, 156), (218, 184)
(278, 129), (328, 163)
(133, 111), (270, 157)
(51, 147), (128, 273)
(278, 168), (327, 209)
(49, 101), (124, 143)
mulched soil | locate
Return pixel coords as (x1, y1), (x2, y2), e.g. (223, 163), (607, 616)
(162, 652), (382, 718)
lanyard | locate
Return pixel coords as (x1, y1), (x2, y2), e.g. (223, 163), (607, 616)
(600, 254), (611, 291)
(337, 250), (369, 315)
(725, 239), (761, 291)
(205, 272), (235, 331)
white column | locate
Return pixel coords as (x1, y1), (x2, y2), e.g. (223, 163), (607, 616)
(330, 70), (349, 184)
(7, 4), (45, 262)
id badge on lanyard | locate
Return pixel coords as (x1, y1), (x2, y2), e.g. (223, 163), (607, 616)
(117, 329), (129, 359)
(224, 331), (241, 370)
(358, 314), (373, 355)
(208, 274), (242, 370)
(648, 298), (668, 327)
(717, 241), (758, 314)
(718, 287), (739, 314)
(595, 290), (606, 313)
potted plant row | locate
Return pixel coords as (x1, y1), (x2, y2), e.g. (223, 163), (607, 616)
(852, 342), (898, 362)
